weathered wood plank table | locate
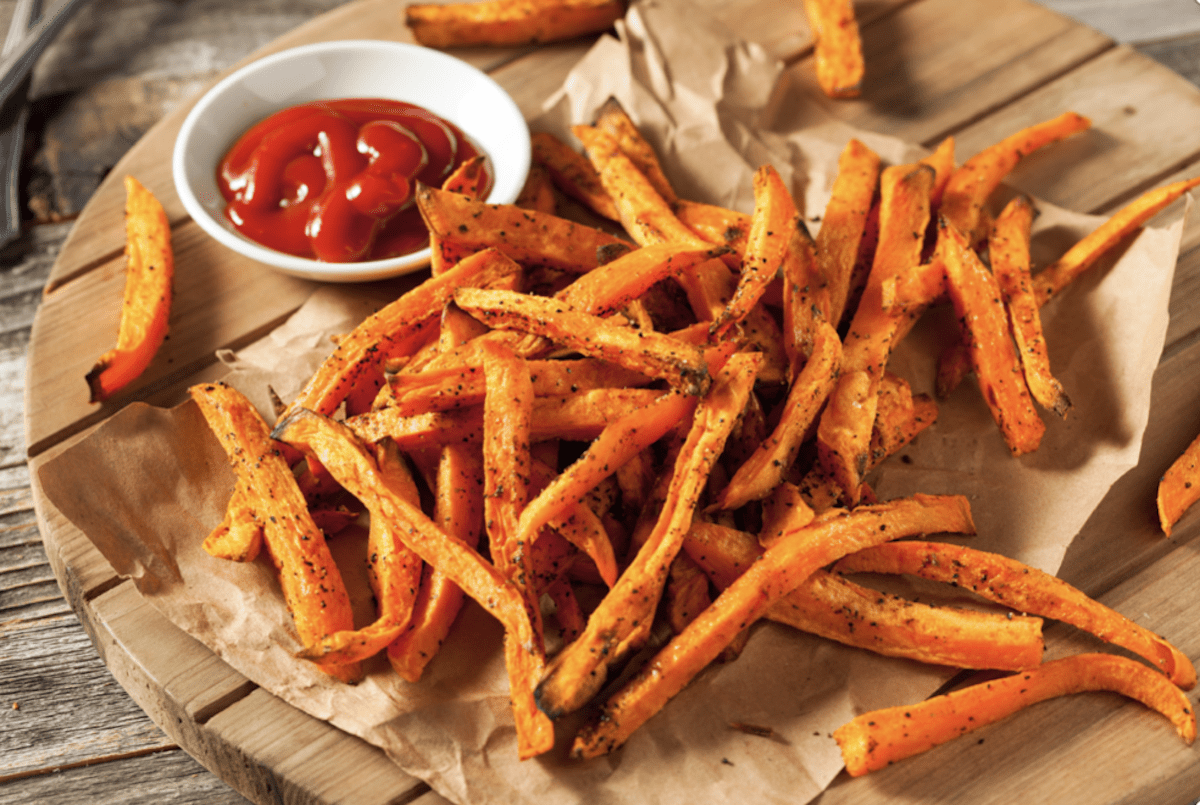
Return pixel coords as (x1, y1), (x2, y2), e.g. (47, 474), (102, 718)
(4, 0), (1200, 802)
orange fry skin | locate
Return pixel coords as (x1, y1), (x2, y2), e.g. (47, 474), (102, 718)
(87, 176), (174, 403)
(190, 382), (361, 684)
(594, 98), (678, 205)
(404, 0), (623, 48)
(1159, 429), (1200, 537)
(571, 493), (976, 758)
(571, 124), (710, 250)
(835, 540), (1196, 690)
(819, 138), (882, 326)
(835, 653), (1196, 777)
(939, 218), (1045, 456)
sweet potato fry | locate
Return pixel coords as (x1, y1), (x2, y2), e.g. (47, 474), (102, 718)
(481, 341), (537, 595)
(531, 130), (619, 220)
(713, 319), (842, 510)
(285, 247), (523, 419)
(442, 154), (491, 200)
(571, 493), (976, 757)
(802, 0), (864, 99)
(190, 382), (361, 683)
(87, 176), (174, 403)
(711, 164), (805, 340)
(416, 183), (628, 273)
(939, 218), (1045, 455)
(593, 97), (677, 205)
(940, 111), (1091, 245)
(683, 521), (1043, 671)
(388, 442), (485, 682)
(819, 139), (882, 326)
(572, 124), (710, 249)
(1158, 429), (1200, 537)
(990, 194), (1071, 416)
(404, 0), (624, 48)
(273, 407), (554, 757)
(453, 287), (712, 395)
(535, 352), (763, 719)
(835, 540), (1196, 689)
(518, 390), (698, 547)
(834, 653), (1196, 776)
(1033, 174), (1200, 305)
(555, 243), (726, 316)
(202, 479), (262, 562)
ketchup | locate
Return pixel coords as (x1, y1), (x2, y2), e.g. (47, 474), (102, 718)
(217, 98), (489, 263)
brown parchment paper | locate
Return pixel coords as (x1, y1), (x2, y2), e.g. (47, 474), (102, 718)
(39, 0), (1189, 803)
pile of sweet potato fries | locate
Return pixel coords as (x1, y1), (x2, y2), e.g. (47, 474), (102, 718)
(189, 97), (1197, 774)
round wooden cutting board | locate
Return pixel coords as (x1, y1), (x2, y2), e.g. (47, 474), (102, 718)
(25, 0), (1200, 802)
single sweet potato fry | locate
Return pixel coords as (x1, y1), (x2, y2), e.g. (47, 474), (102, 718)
(835, 540), (1196, 689)
(190, 382), (361, 683)
(834, 653), (1196, 776)
(819, 138), (882, 326)
(404, 0), (623, 47)
(556, 243), (726, 316)
(87, 176), (174, 403)
(1158, 429), (1200, 537)
(711, 164), (804, 340)
(571, 493), (976, 757)
(1033, 175), (1200, 305)
(802, 0), (863, 99)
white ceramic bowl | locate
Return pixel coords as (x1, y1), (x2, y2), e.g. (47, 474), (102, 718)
(172, 39), (531, 283)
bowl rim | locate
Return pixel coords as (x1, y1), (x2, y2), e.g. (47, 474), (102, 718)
(171, 38), (531, 283)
